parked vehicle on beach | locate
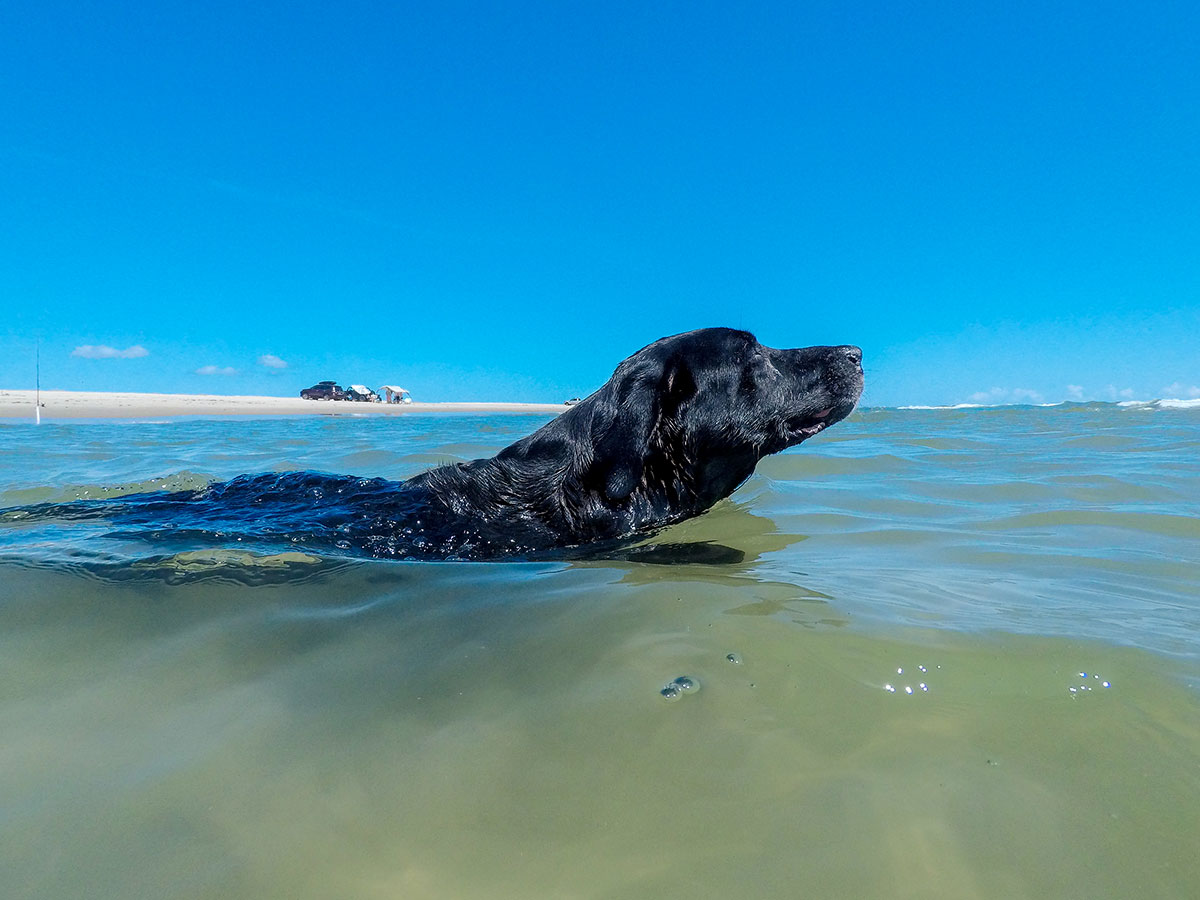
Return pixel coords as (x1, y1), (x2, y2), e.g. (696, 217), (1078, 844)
(300, 381), (346, 401)
(344, 384), (381, 402)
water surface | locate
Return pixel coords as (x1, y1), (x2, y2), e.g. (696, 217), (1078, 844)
(1, 405), (1197, 899)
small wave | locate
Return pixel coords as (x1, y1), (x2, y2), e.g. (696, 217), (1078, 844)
(894, 399), (1200, 412)
(0, 470), (216, 507)
(0, 547), (349, 585)
(1115, 398), (1200, 411)
(896, 404), (985, 410)
(1155, 398), (1200, 410)
(978, 509), (1200, 539)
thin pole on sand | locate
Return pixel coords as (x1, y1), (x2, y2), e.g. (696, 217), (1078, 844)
(35, 339), (41, 426)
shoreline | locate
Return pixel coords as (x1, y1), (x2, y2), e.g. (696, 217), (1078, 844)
(0, 390), (568, 420)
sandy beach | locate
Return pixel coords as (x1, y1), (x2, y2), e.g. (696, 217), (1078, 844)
(0, 390), (567, 420)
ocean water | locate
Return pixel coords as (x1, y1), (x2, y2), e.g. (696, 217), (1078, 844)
(1, 404), (1198, 899)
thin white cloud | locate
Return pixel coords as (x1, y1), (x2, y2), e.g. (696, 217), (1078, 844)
(1066, 384), (1085, 400)
(258, 354), (288, 369)
(1162, 382), (1200, 399)
(196, 365), (238, 376)
(72, 344), (149, 359)
(1104, 385), (1137, 400)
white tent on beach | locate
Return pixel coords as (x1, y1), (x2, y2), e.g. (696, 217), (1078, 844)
(380, 385), (412, 404)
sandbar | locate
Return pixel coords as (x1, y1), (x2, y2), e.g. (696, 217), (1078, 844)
(0, 390), (567, 420)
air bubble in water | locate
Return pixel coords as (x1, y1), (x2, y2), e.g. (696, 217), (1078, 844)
(661, 675), (698, 701)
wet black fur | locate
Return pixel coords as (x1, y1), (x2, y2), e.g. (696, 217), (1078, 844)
(393, 327), (864, 557)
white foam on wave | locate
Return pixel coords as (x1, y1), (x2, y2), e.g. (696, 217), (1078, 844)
(1118, 398), (1200, 410)
(895, 398), (1200, 412)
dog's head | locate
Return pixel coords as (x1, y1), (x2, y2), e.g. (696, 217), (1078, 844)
(581, 327), (863, 507)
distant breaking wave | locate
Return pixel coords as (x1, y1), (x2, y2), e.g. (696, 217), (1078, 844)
(1119, 398), (1200, 410)
(896, 398), (1200, 411)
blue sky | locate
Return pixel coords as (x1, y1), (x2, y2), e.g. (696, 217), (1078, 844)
(2, 0), (1197, 407)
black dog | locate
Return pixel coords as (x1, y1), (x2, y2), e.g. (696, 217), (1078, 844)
(6, 328), (862, 561)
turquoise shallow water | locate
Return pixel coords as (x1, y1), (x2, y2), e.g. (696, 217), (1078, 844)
(1, 405), (1198, 898)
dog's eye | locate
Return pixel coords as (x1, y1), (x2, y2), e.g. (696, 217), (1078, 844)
(748, 350), (774, 372)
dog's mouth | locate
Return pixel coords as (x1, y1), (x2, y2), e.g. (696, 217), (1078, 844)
(785, 399), (858, 442)
(797, 407), (833, 437)
(784, 407), (834, 441)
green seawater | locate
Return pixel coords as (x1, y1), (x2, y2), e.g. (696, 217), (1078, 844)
(1, 405), (1197, 899)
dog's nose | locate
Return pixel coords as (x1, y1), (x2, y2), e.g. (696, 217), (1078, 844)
(840, 345), (863, 366)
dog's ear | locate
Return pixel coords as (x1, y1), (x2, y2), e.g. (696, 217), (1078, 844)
(588, 365), (658, 502)
(586, 356), (697, 502)
(661, 358), (697, 415)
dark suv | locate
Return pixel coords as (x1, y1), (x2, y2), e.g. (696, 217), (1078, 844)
(300, 381), (346, 400)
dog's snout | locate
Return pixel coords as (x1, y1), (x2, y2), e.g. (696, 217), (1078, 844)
(839, 345), (863, 366)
